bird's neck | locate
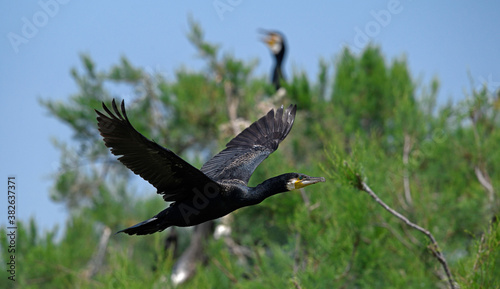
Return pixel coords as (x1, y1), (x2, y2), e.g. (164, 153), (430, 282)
(274, 51), (285, 73)
(275, 54), (284, 66)
(248, 176), (288, 205)
(276, 45), (285, 64)
(273, 52), (285, 90)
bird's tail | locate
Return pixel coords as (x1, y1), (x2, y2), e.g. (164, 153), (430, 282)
(118, 211), (172, 235)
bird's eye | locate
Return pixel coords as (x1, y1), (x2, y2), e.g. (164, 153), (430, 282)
(298, 176), (303, 180)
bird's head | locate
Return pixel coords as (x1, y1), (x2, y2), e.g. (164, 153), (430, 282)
(251, 173), (325, 204)
(259, 29), (286, 56)
(284, 173), (326, 191)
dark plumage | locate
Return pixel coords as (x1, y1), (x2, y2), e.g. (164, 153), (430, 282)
(260, 29), (287, 91)
(95, 100), (325, 235)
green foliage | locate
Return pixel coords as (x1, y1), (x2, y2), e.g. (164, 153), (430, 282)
(331, 47), (419, 144)
(5, 20), (499, 288)
(457, 221), (500, 288)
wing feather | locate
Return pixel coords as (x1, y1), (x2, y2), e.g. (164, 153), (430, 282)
(96, 99), (220, 202)
(201, 104), (297, 184)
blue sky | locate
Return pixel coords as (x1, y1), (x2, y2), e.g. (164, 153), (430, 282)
(1, 1), (499, 234)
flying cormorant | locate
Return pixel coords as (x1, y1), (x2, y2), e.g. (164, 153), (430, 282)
(95, 100), (325, 235)
(260, 29), (286, 91)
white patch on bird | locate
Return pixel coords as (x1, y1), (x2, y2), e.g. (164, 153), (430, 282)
(270, 41), (282, 54)
(286, 178), (298, 191)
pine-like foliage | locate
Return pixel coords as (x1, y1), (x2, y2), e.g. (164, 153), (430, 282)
(1, 20), (499, 289)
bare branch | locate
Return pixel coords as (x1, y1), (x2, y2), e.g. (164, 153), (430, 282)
(224, 81), (241, 135)
(469, 103), (496, 204)
(474, 166), (495, 202)
(82, 226), (112, 279)
(402, 133), (414, 207)
(359, 181), (457, 289)
(299, 188), (313, 214)
(171, 222), (213, 285)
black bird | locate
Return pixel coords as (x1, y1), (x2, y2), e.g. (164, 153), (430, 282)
(95, 100), (325, 235)
(260, 29), (287, 91)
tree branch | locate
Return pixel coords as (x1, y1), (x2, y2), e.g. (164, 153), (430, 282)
(171, 222), (213, 285)
(359, 181), (457, 289)
(402, 133), (414, 208)
(474, 166), (495, 203)
(82, 226), (111, 279)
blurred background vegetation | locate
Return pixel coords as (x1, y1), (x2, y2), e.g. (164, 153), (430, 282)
(1, 21), (499, 289)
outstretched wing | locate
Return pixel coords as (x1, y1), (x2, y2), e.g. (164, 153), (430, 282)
(201, 104), (297, 184)
(95, 99), (220, 202)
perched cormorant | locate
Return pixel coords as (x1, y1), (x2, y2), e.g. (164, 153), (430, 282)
(260, 29), (286, 91)
(95, 100), (325, 235)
